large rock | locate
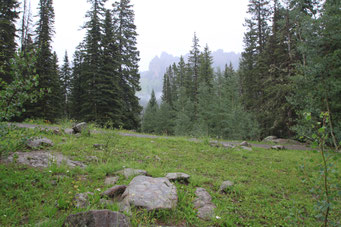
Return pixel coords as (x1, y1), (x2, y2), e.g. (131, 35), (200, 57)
(121, 176), (177, 211)
(63, 210), (130, 227)
(165, 172), (190, 183)
(4, 151), (86, 168)
(27, 138), (54, 149)
(74, 192), (94, 208)
(116, 168), (147, 179)
(193, 188), (216, 220)
(73, 122), (88, 134)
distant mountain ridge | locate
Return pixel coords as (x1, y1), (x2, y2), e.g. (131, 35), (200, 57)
(138, 50), (241, 107)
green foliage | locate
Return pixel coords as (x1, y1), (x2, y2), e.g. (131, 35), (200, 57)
(0, 51), (43, 121)
(301, 112), (341, 227)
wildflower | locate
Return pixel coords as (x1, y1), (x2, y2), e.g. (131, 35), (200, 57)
(216, 216), (221, 219)
(49, 170), (52, 173)
(96, 188), (101, 192)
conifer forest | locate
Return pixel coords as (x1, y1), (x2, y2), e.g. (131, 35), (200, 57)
(1, 0), (341, 145)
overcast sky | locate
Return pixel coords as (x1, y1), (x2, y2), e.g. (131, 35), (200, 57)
(27, 0), (249, 71)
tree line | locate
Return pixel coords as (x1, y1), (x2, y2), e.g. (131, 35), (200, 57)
(142, 0), (341, 146)
(0, 0), (141, 129)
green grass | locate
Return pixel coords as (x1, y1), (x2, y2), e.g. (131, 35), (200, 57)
(0, 123), (340, 226)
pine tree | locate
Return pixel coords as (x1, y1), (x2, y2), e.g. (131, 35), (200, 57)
(70, 44), (86, 120)
(60, 51), (72, 118)
(99, 9), (123, 127)
(113, 0), (142, 129)
(188, 32), (200, 110)
(0, 0), (19, 84)
(80, 0), (107, 122)
(24, 0), (61, 122)
(141, 90), (158, 133)
(198, 44), (214, 87)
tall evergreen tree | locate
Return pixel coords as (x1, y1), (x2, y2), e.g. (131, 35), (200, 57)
(188, 32), (200, 109)
(0, 0), (19, 84)
(24, 0), (61, 121)
(99, 9), (123, 127)
(113, 0), (142, 129)
(198, 44), (214, 87)
(80, 0), (106, 122)
(60, 51), (72, 118)
(141, 90), (158, 133)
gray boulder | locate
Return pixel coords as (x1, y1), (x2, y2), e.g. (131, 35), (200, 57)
(121, 176), (177, 211)
(63, 210), (130, 227)
(116, 168), (147, 179)
(4, 151), (86, 168)
(102, 185), (127, 200)
(73, 122), (88, 134)
(27, 138), (54, 149)
(165, 172), (190, 183)
(74, 192), (94, 208)
(219, 181), (234, 194)
(193, 188), (216, 220)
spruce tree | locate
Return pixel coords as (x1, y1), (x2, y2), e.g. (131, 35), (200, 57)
(0, 0), (19, 84)
(113, 0), (142, 129)
(198, 44), (214, 87)
(141, 90), (158, 133)
(60, 51), (72, 118)
(25, 0), (60, 122)
(80, 0), (107, 122)
(188, 32), (200, 110)
(99, 9), (123, 127)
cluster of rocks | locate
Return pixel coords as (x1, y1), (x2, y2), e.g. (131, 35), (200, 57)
(64, 122), (89, 135)
(2, 135), (87, 169)
(69, 168), (234, 226)
(263, 136), (287, 150)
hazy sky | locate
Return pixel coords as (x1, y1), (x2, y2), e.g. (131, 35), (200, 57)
(27, 0), (249, 71)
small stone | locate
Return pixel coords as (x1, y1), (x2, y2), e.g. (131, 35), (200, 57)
(64, 128), (74, 135)
(87, 156), (99, 162)
(104, 176), (119, 186)
(154, 155), (161, 161)
(241, 146), (253, 151)
(263, 136), (278, 142)
(63, 210), (131, 227)
(165, 172), (190, 183)
(116, 168), (147, 179)
(74, 192), (94, 208)
(102, 185), (127, 199)
(222, 143), (235, 149)
(271, 145), (286, 150)
(27, 138), (54, 149)
(73, 122), (88, 134)
(219, 181), (234, 194)
(193, 188), (216, 220)
(240, 141), (251, 147)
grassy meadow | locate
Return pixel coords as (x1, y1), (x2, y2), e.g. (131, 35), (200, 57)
(0, 121), (340, 226)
